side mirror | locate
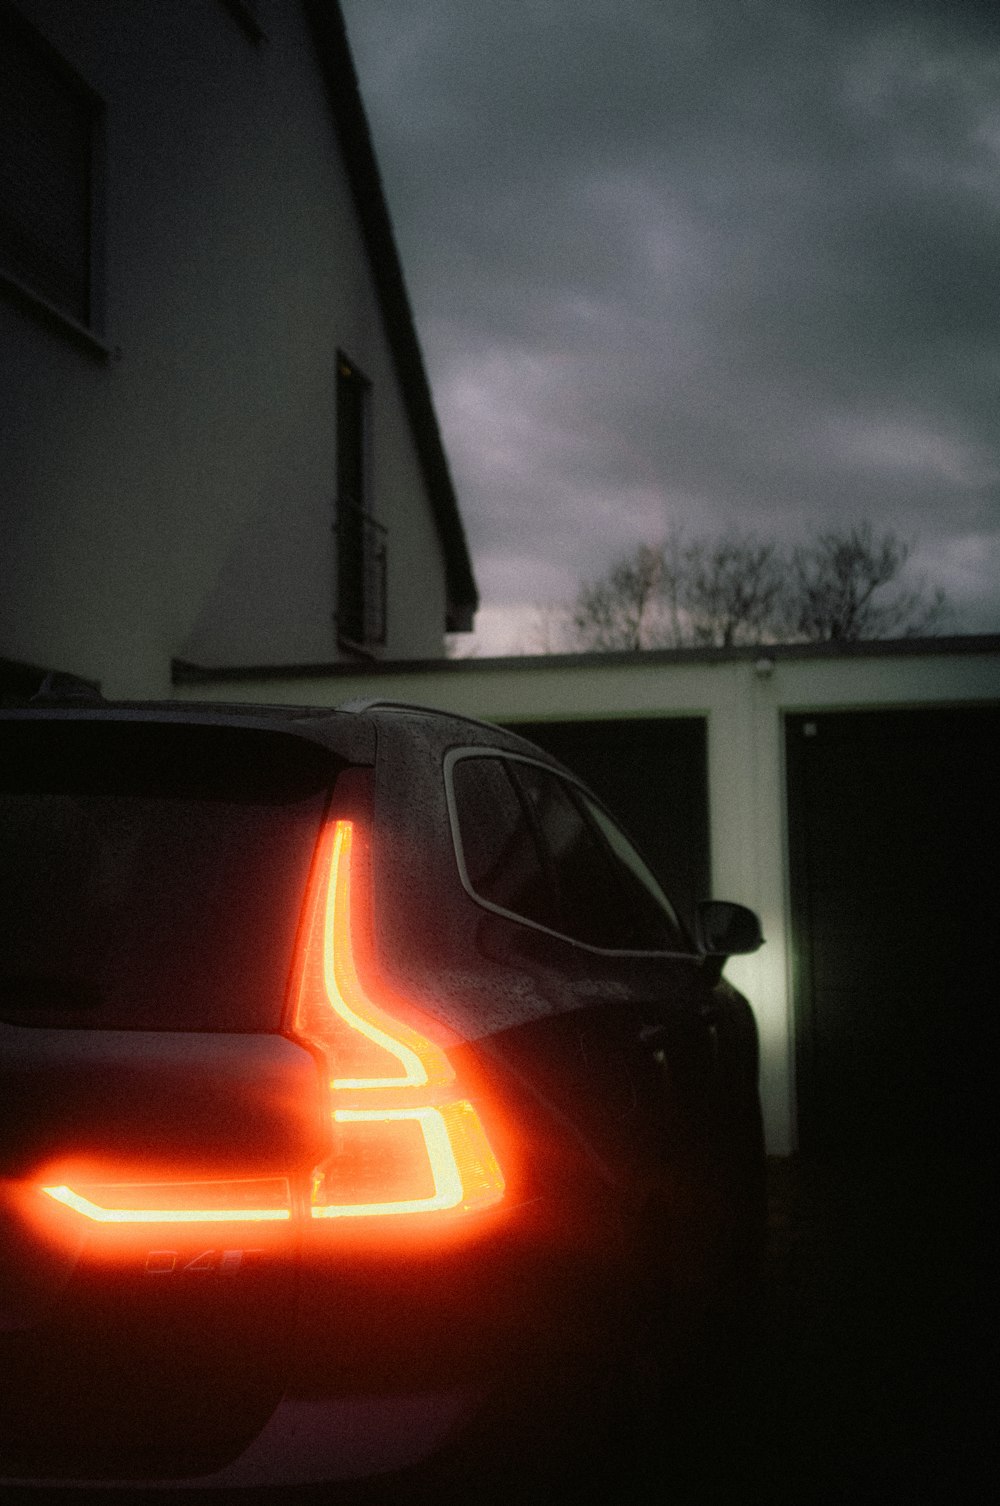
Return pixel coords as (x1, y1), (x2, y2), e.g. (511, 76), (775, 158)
(695, 900), (764, 959)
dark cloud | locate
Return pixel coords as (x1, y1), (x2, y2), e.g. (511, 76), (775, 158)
(341, 0), (1000, 646)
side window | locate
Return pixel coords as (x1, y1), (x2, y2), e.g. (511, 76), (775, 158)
(510, 762), (688, 952)
(449, 755), (558, 932)
(449, 753), (688, 952)
(508, 761), (622, 949)
(580, 794), (686, 951)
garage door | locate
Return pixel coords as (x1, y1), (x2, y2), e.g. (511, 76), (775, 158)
(786, 706), (999, 1159)
(505, 718), (709, 933)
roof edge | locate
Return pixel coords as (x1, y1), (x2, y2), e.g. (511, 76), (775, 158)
(172, 633), (1000, 685)
(304, 1), (478, 630)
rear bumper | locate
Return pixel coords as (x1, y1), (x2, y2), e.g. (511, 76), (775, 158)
(0, 1193), (628, 1493)
(0, 1390), (479, 1494)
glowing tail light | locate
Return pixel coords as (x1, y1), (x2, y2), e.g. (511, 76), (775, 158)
(41, 1179), (291, 1223)
(292, 819), (505, 1220)
(35, 817), (504, 1231)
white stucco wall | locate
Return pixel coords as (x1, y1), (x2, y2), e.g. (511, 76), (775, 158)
(1, 0), (448, 698)
(171, 641), (1000, 1155)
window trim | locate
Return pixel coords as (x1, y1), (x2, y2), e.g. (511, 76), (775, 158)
(0, 1), (107, 343)
(443, 747), (696, 958)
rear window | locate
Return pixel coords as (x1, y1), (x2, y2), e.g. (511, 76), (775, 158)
(0, 720), (336, 1030)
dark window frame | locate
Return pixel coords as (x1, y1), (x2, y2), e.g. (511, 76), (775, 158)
(335, 353), (386, 653)
(0, 1), (106, 347)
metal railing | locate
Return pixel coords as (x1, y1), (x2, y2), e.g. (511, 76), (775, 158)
(335, 496), (387, 650)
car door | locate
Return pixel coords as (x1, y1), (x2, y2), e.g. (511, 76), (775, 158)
(504, 757), (738, 1258)
(446, 749), (739, 1283)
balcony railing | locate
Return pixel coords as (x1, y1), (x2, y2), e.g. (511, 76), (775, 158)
(335, 497), (386, 651)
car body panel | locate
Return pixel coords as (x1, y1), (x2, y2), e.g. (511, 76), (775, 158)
(0, 1027), (327, 1183)
(0, 695), (764, 1494)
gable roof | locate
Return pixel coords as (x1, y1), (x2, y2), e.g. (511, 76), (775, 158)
(304, 1), (478, 633)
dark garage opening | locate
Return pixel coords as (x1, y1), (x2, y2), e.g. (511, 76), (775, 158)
(505, 717), (709, 933)
(786, 705), (999, 1161)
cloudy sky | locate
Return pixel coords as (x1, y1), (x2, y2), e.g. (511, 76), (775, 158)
(339, 0), (1000, 652)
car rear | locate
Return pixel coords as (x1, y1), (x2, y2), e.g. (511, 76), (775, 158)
(0, 702), (764, 1501)
(0, 714), (326, 1475)
(0, 708), (600, 1498)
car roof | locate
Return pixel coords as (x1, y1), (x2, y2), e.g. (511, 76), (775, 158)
(1, 690), (374, 762)
(0, 687), (564, 772)
(335, 697), (565, 762)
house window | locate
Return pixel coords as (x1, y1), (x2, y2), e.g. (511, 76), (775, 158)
(0, 4), (104, 331)
(335, 355), (386, 650)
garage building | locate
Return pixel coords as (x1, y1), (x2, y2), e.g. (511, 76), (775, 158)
(174, 634), (1000, 1158)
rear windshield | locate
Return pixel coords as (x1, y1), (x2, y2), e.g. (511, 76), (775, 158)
(0, 720), (336, 1031)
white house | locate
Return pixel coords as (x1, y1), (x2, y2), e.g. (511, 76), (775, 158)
(172, 634), (1000, 1159)
(1, 0), (476, 700)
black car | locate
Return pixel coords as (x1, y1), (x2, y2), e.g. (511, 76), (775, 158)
(0, 693), (765, 1501)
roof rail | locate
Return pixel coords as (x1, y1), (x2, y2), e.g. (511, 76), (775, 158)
(337, 697), (427, 715)
(334, 700), (567, 759)
(336, 697), (502, 735)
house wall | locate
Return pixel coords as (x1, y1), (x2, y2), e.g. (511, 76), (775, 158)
(1, 0), (448, 699)
(171, 641), (1000, 1155)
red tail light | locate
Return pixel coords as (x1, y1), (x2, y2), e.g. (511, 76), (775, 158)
(39, 1179), (291, 1223)
(36, 817), (504, 1231)
(291, 819), (505, 1220)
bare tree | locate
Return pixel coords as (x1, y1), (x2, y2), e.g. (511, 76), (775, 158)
(560, 529), (787, 651)
(548, 523), (952, 653)
(682, 532), (785, 647)
(569, 543), (671, 650)
(787, 524), (951, 641)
